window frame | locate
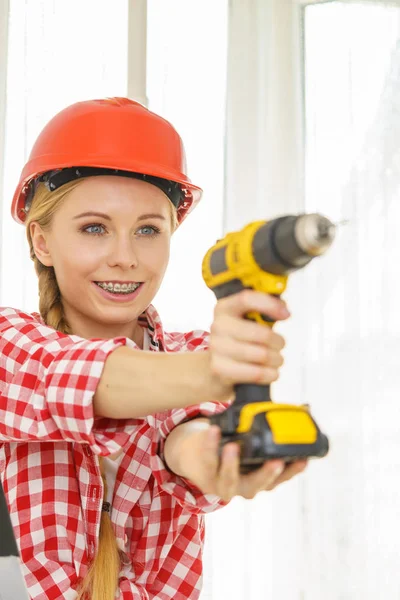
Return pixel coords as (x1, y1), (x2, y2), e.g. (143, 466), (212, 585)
(127, 0), (148, 106)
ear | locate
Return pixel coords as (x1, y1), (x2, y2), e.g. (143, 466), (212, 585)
(30, 222), (54, 267)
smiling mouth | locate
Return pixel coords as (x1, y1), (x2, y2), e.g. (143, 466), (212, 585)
(94, 281), (142, 294)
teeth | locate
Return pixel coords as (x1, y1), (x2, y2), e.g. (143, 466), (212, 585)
(96, 282), (141, 294)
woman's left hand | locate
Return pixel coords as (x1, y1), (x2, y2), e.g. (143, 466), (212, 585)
(178, 424), (307, 502)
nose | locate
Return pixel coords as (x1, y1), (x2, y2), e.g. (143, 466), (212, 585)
(107, 234), (139, 270)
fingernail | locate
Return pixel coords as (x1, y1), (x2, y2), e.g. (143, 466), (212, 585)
(274, 463), (284, 476)
(281, 307), (291, 318)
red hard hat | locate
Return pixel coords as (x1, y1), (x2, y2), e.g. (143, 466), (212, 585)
(11, 97), (203, 225)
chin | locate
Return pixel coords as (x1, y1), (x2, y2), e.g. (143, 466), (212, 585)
(95, 308), (140, 322)
(97, 304), (147, 322)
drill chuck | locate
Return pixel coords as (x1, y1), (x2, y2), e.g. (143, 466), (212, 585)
(252, 213), (335, 275)
(295, 213), (336, 257)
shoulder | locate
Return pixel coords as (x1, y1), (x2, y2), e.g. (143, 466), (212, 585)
(0, 306), (41, 331)
(0, 306), (71, 347)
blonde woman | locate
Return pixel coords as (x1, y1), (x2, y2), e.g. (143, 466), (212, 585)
(0, 97), (306, 599)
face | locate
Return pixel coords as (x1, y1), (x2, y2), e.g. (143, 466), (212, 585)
(30, 176), (174, 342)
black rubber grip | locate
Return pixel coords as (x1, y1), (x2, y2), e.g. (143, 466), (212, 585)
(234, 383), (271, 407)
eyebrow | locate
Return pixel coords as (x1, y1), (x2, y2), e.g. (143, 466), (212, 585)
(73, 211), (167, 221)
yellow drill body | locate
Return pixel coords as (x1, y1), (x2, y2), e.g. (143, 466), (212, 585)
(202, 221), (288, 322)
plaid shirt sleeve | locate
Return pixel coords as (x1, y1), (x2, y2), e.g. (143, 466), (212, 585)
(0, 308), (139, 454)
(149, 329), (231, 515)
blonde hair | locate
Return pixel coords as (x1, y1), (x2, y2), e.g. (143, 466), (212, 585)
(25, 178), (178, 600)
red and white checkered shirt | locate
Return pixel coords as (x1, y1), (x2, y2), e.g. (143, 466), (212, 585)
(0, 305), (229, 599)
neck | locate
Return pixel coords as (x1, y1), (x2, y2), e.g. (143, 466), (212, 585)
(61, 303), (146, 347)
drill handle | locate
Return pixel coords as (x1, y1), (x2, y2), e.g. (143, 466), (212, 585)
(231, 313), (275, 407)
(234, 383), (271, 407)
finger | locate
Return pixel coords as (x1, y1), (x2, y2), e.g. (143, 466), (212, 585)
(201, 425), (222, 474)
(215, 290), (290, 322)
(210, 336), (284, 368)
(238, 460), (285, 499)
(264, 460), (308, 491)
(211, 314), (286, 351)
(216, 443), (241, 502)
(211, 355), (280, 385)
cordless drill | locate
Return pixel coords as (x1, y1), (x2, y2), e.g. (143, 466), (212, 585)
(202, 214), (335, 474)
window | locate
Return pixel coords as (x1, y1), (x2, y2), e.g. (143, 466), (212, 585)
(302, 2), (400, 595)
(2, 0), (128, 310)
(147, 0), (228, 331)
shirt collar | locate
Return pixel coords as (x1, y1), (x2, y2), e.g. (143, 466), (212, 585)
(138, 304), (165, 351)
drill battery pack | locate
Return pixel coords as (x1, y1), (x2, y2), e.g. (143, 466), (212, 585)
(210, 399), (329, 474)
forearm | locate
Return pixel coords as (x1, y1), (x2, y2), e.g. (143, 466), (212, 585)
(94, 347), (218, 419)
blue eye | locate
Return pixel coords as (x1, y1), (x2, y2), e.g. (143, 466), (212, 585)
(82, 224), (106, 236)
(137, 225), (160, 236)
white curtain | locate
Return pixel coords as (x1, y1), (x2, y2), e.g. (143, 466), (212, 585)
(201, 2), (308, 599)
(303, 2), (400, 598)
(212, 1), (400, 599)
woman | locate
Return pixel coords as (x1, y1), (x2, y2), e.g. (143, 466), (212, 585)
(0, 97), (306, 599)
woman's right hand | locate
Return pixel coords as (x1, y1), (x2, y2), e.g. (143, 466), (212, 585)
(208, 290), (290, 402)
